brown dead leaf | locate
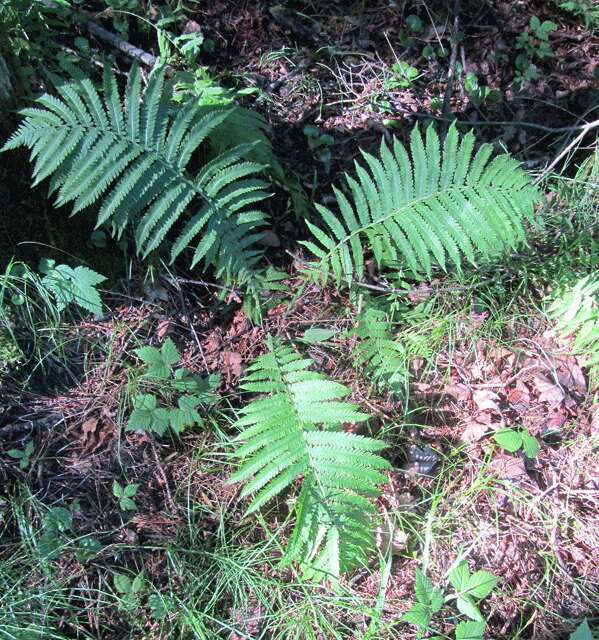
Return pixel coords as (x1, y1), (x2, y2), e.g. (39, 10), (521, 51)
(461, 415), (494, 443)
(223, 350), (243, 384)
(556, 361), (586, 395)
(533, 375), (565, 406)
(473, 389), (501, 413)
(490, 454), (527, 480)
(155, 318), (172, 341)
(507, 379), (531, 405)
(444, 383), (472, 403)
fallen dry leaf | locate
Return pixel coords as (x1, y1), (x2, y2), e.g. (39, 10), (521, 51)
(461, 415), (494, 443)
(444, 382), (472, 403)
(473, 388), (501, 412)
(223, 350), (243, 383)
(491, 454), (527, 480)
(533, 375), (565, 406)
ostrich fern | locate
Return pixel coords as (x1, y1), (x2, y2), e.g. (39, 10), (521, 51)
(303, 123), (540, 286)
(229, 337), (390, 582)
(1, 64), (271, 293)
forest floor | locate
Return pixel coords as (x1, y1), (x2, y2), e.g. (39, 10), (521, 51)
(1, 1), (598, 638)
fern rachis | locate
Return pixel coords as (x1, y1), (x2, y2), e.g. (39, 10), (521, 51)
(229, 337), (390, 582)
(304, 124), (541, 286)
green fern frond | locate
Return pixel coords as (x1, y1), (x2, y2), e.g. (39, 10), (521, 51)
(549, 273), (599, 387)
(354, 308), (410, 396)
(303, 123), (540, 286)
(229, 337), (390, 582)
(1, 64), (271, 292)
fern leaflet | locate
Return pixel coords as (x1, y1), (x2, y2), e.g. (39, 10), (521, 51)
(549, 273), (599, 387)
(303, 123), (540, 286)
(229, 337), (390, 582)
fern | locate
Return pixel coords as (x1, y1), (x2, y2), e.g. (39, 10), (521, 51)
(229, 337), (390, 582)
(1, 64), (271, 295)
(549, 273), (599, 387)
(354, 308), (410, 396)
(303, 123), (540, 286)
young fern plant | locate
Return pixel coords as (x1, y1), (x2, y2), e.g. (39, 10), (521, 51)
(549, 273), (599, 387)
(229, 337), (390, 582)
(1, 63), (271, 299)
(303, 123), (540, 286)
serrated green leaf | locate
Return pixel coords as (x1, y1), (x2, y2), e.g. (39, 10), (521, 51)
(455, 620), (486, 640)
(465, 570), (498, 599)
(493, 428), (523, 453)
(131, 572), (145, 594)
(135, 338), (179, 379)
(114, 574), (132, 594)
(112, 480), (124, 498)
(124, 483), (139, 497)
(457, 594), (483, 622)
(120, 497), (137, 511)
(521, 432), (540, 458)
(401, 602), (431, 630)
(44, 507), (72, 533)
(449, 561), (470, 591)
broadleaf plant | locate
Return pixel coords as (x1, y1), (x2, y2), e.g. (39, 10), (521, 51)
(229, 336), (390, 582)
(402, 562), (498, 638)
(126, 338), (219, 436)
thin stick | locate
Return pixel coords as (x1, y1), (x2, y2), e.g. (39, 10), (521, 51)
(441, 0), (461, 130)
(535, 118), (599, 184)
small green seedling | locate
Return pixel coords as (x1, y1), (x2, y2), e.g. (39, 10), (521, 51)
(402, 563), (498, 639)
(114, 571), (146, 613)
(386, 61), (421, 89)
(37, 505), (101, 562)
(303, 125), (335, 173)
(39, 258), (106, 316)
(514, 15), (557, 85)
(113, 481), (139, 511)
(126, 338), (219, 436)
(493, 427), (540, 458)
(7, 440), (34, 469)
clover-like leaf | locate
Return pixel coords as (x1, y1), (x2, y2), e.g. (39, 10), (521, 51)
(127, 394), (170, 435)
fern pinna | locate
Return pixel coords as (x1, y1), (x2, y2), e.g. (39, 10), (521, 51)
(1, 64), (271, 294)
(303, 123), (540, 286)
(229, 337), (390, 582)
